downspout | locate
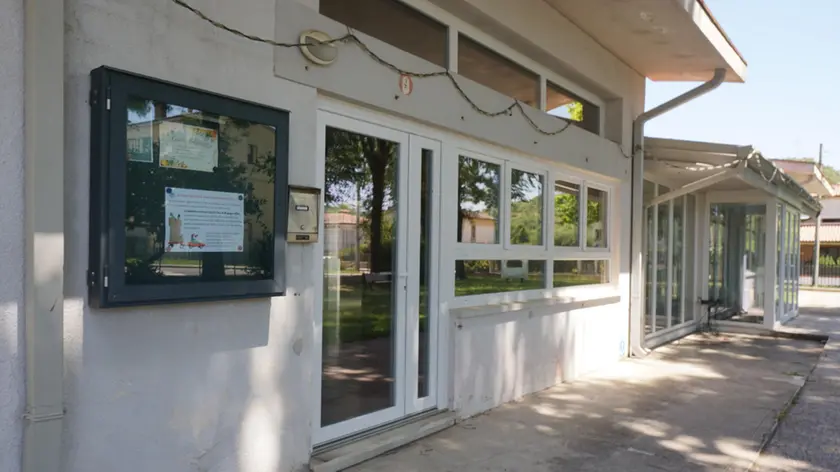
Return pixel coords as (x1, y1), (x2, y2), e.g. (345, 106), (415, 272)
(628, 68), (726, 357)
(22, 0), (65, 469)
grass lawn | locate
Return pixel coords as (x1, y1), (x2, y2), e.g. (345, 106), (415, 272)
(323, 273), (608, 344)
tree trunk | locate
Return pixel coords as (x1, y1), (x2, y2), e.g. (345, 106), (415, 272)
(367, 144), (388, 273)
(455, 185), (466, 280)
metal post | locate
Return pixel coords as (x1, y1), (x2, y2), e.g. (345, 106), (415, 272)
(814, 213), (821, 285)
(23, 0), (65, 469)
(628, 68), (727, 356)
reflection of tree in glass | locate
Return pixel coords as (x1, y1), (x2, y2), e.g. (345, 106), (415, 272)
(124, 99), (273, 282)
(510, 170), (543, 245)
(456, 157), (499, 279)
(324, 128), (397, 273)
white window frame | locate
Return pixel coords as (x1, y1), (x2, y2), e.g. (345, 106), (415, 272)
(548, 174), (584, 252)
(506, 161), (550, 256)
(643, 183), (693, 341)
(582, 181), (611, 253)
(450, 142), (616, 309)
(454, 149), (506, 257)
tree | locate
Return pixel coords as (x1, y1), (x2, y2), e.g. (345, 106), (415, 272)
(324, 129), (396, 273)
(567, 101), (583, 122)
(456, 157), (501, 279)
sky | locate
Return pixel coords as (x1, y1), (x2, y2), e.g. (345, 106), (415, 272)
(644, 0), (840, 168)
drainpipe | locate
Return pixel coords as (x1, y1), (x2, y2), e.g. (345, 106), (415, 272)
(22, 0), (65, 469)
(628, 68), (726, 357)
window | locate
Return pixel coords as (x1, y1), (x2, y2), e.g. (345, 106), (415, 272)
(88, 67), (289, 308)
(458, 34), (539, 107)
(320, 0), (447, 68)
(510, 169), (544, 246)
(457, 155), (501, 244)
(455, 260), (545, 296)
(453, 149), (613, 301)
(553, 260), (608, 288)
(546, 82), (600, 134)
(554, 180), (579, 247)
(586, 186), (608, 248)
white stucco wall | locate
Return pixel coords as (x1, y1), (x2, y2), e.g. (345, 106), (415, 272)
(0, 0), (25, 471)
(453, 300), (626, 418)
(64, 0), (318, 471)
(59, 0), (644, 470)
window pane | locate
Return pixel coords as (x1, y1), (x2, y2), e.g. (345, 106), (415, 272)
(552, 260), (609, 288)
(321, 126), (399, 426)
(554, 180), (579, 247)
(655, 202), (669, 330)
(458, 156), (500, 244)
(455, 260), (545, 296)
(683, 195), (696, 321)
(458, 34), (539, 107)
(124, 97), (275, 285)
(418, 149), (433, 399)
(586, 187), (608, 248)
(320, 0), (447, 67)
(510, 169), (544, 245)
(645, 205), (655, 334)
(671, 198), (684, 327)
(546, 82), (600, 134)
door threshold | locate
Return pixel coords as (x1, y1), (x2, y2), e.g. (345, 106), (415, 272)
(310, 410), (455, 472)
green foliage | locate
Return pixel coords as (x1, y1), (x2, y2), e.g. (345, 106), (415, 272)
(567, 101), (584, 122)
(819, 255), (839, 266)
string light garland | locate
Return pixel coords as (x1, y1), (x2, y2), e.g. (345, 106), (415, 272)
(170, 0), (610, 141)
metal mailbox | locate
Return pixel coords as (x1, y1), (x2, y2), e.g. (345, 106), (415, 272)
(287, 186), (321, 243)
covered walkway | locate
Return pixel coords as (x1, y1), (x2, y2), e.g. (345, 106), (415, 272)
(350, 332), (823, 471)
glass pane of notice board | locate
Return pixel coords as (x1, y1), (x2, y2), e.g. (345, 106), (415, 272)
(89, 67), (289, 307)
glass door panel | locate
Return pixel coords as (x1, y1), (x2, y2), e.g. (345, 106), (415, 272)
(317, 116), (409, 444)
(407, 136), (440, 413)
(316, 111), (440, 445)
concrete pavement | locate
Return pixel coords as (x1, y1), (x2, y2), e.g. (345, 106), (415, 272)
(350, 333), (823, 471)
(755, 291), (840, 472)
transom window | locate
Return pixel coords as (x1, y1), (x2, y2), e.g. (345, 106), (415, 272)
(320, 0), (448, 68)
(546, 82), (600, 135)
(453, 151), (612, 302)
(457, 34), (540, 108)
(320, 0), (602, 134)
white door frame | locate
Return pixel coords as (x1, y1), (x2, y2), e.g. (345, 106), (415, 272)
(313, 107), (443, 445)
(407, 135), (442, 413)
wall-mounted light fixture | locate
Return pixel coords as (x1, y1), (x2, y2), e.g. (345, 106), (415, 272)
(299, 30), (338, 66)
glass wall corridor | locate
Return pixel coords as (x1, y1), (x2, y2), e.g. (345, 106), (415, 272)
(708, 203), (767, 323)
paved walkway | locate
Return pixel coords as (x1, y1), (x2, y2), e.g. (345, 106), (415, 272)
(755, 291), (840, 472)
(351, 333), (823, 471)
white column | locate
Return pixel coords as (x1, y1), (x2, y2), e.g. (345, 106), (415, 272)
(22, 0), (65, 470)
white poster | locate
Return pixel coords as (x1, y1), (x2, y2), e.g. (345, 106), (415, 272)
(159, 122), (219, 172)
(164, 187), (245, 253)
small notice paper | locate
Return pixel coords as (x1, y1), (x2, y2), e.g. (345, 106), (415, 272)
(159, 122), (219, 172)
(164, 187), (245, 253)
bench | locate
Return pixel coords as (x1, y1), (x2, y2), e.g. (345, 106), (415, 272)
(363, 272), (393, 293)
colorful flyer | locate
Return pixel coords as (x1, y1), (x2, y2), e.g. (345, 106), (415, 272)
(164, 187), (245, 253)
(126, 121), (153, 163)
(159, 122), (219, 172)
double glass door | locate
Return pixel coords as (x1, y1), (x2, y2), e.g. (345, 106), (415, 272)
(316, 111), (439, 445)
